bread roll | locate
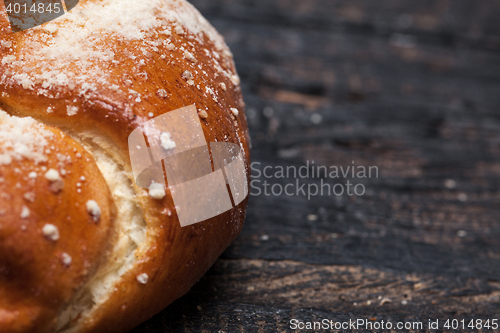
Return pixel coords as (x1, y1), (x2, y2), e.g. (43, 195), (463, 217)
(0, 0), (250, 332)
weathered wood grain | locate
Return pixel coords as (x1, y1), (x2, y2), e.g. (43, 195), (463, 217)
(131, 0), (500, 331)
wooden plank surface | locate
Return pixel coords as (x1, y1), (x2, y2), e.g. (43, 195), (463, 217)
(131, 0), (500, 331)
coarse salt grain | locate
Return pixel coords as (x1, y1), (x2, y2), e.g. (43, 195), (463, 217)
(23, 192), (36, 202)
(86, 200), (102, 222)
(44, 168), (61, 181)
(160, 132), (176, 150)
(43, 23), (58, 34)
(156, 89), (168, 98)
(149, 182), (166, 200)
(174, 25), (184, 35)
(20, 206), (30, 218)
(1, 55), (15, 65)
(61, 252), (72, 266)
(184, 51), (197, 63)
(230, 108), (239, 116)
(42, 224), (60, 241)
(181, 70), (193, 80)
(230, 75), (241, 85)
(198, 110), (208, 119)
(67, 106), (79, 116)
(136, 273), (149, 284)
(1, 41), (12, 48)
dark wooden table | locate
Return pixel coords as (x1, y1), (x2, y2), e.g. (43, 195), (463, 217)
(131, 0), (500, 331)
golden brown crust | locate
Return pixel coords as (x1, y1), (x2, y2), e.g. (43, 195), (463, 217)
(0, 122), (115, 333)
(0, 0), (250, 332)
